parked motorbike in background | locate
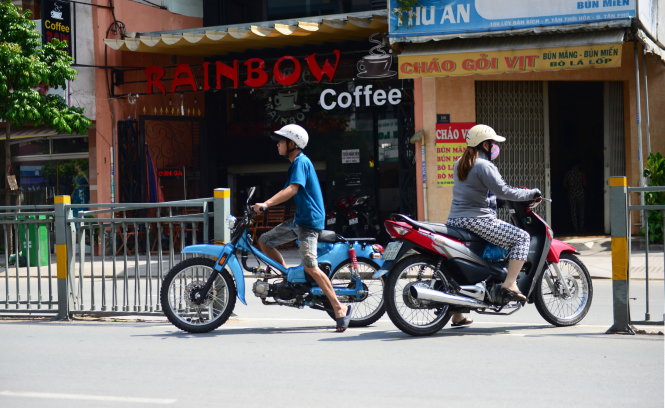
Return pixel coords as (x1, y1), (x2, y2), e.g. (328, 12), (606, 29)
(325, 194), (381, 239)
(351, 194), (381, 239)
(375, 197), (593, 336)
(325, 195), (355, 236)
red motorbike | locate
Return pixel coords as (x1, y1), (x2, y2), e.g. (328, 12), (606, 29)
(375, 198), (593, 336)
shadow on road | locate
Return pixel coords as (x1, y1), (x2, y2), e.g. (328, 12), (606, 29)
(133, 323), (596, 340)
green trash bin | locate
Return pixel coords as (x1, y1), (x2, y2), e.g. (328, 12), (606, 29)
(18, 215), (49, 267)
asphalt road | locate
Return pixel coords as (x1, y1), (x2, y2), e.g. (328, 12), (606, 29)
(0, 280), (663, 408)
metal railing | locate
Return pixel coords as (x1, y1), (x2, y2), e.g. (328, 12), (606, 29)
(67, 200), (212, 315)
(607, 177), (664, 334)
(1, 205), (57, 312)
(0, 189), (230, 318)
(626, 185), (665, 326)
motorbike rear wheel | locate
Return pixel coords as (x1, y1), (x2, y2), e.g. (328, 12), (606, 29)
(325, 258), (385, 327)
(160, 257), (237, 333)
(534, 253), (593, 326)
(384, 254), (452, 336)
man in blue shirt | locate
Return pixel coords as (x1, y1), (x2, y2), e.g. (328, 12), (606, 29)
(252, 124), (352, 332)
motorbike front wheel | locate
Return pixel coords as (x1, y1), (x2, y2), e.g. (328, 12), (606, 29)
(384, 254), (452, 336)
(325, 258), (385, 327)
(534, 253), (593, 326)
(160, 257), (237, 333)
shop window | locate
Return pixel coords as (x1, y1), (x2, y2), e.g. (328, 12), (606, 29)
(10, 135), (89, 205)
(17, 159), (89, 206)
(11, 136), (88, 158)
(12, 139), (50, 156)
(52, 137), (88, 154)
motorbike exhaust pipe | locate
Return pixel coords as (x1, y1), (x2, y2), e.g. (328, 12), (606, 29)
(410, 285), (490, 308)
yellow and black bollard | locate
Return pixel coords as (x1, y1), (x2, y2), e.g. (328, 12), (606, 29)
(606, 177), (635, 334)
(54, 195), (71, 320)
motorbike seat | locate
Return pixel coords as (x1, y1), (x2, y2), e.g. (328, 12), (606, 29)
(318, 230), (338, 243)
(393, 214), (483, 242)
(440, 225), (483, 243)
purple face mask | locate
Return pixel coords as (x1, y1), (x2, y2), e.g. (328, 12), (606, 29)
(490, 143), (501, 160)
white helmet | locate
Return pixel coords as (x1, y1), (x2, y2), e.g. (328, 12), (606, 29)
(272, 124), (309, 149)
(466, 124), (506, 147)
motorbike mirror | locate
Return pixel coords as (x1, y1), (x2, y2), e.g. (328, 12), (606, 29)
(246, 186), (256, 204)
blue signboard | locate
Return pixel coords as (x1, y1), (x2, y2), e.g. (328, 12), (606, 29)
(389, 0), (635, 39)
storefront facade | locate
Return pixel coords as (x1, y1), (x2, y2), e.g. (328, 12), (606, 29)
(390, 0), (665, 236)
(200, 42), (415, 222)
(104, 6), (417, 236)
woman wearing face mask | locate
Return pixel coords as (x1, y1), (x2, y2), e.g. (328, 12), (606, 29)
(447, 124), (541, 302)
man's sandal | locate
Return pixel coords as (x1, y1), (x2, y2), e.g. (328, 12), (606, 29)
(335, 305), (353, 333)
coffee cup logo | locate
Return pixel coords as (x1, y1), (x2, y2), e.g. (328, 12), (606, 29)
(50, 3), (63, 19)
(266, 90), (310, 124)
(273, 90), (299, 112)
(356, 33), (396, 79)
(357, 54), (393, 77)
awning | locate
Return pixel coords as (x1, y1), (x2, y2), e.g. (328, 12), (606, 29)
(637, 29), (665, 62)
(397, 29), (626, 79)
(0, 126), (58, 141)
(104, 10), (388, 56)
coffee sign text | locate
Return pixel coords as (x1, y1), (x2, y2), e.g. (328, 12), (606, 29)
(320, 85), (402, 110)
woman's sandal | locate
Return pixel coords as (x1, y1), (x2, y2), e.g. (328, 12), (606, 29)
(451, 317), (473, 328)
(501, 288), (527, 302)
(335, 305), (353, 333)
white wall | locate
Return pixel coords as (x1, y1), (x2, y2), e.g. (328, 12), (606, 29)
(638, 0), (664, 46)
(70, 3), (96, 120)
(164, 0), (203, 18)
(130, 0), (203, 17)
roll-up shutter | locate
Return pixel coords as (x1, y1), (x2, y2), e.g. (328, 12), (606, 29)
(475, 81), (548, 221)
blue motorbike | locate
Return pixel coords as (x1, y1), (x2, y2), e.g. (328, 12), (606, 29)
(160, 187), (386, 333)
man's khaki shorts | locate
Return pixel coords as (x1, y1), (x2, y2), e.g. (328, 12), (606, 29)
(258, 218), (319, 267)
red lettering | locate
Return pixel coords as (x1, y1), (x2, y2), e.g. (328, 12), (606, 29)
(170, 63), (197, 93)
(144, 65), (166, 95)
(400, 63), (413, 74)
(505, 56), (519, 69)
(273, 56), (301, 86)
(144, 49), (344, 93)
(202, 62), (210, 91)
(304, 50), (340, 82)
(462, 59), (474, 70)
(441, 60), (456, 72)
(413, 62), (427, 73)
(244, 58), (268, 87)
(215, 60), (239, 89)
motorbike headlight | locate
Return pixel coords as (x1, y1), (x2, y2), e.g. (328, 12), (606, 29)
(226, 215), (237, 229)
